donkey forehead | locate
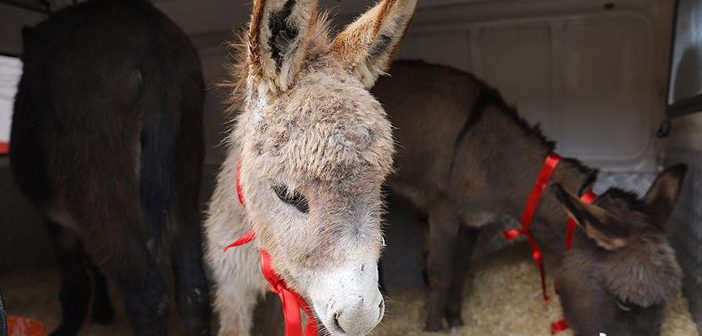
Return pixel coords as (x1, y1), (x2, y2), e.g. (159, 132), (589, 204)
(251, 75), (394, 183)
(598, 189), (651, 215)
(599, 235), (682, 306)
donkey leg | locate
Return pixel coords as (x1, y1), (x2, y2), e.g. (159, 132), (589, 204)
(86, 259), (114, 324)
(45, 220), (91, 336)
(444, 226), (480, 328)
(88, 235), (169, 336)
(424, 203), (460, 332)
(71, 190), (169, 336)
(170, 230), (211, 336)
(169, 99), (210, 336)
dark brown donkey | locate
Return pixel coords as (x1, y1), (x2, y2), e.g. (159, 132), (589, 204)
(10, 1), (209, 335)
(373, 60), (686, 336)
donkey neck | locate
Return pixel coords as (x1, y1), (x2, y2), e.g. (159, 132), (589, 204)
(470, 104), (596, 202)
(468, 102), (597, 254)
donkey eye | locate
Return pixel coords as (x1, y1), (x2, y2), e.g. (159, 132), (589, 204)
(272, 185), (309, 213)
(616, 299), (633, 312)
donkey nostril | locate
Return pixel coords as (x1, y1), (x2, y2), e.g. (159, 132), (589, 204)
(333, 312), (346, 333)
(379, 300), (384, 311)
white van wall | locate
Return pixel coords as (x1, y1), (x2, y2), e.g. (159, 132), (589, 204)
(398, 0), (672, 172)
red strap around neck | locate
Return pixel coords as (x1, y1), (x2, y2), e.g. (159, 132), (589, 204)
(503, 153), (562, 302)
(224, 160), (318, 336)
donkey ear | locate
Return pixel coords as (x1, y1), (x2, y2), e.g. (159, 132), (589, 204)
(553, 184), (628, 251)
(331, 0), (418, 88)
(247, 0), (317, 92)
(643, 164), (687, 219)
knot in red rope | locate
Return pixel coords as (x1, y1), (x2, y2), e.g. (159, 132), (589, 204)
(503, 153), (562, 302)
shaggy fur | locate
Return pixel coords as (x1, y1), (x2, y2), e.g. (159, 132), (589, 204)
(372, 61), (687, 335)
(205, 0), (417, 335)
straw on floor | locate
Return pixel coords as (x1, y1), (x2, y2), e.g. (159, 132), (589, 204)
(373, 245), (698, 336)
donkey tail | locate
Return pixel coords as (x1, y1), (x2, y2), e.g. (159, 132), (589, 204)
(137, 57), (179, 262)
(137, 28), (205, 264)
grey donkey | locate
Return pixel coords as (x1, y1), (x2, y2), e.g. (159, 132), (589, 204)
(204, 0), (418, 335)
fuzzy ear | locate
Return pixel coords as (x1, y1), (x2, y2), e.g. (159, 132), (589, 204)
(553, 184), (628, 251)
(331, 0), (418, 88)
(247, 0), (317, 92)
(643, 164), (687, 220)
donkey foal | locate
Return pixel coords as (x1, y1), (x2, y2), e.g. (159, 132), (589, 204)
(205, 0), (417, 335)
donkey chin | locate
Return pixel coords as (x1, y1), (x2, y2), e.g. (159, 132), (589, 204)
(307, 260), (385, 335)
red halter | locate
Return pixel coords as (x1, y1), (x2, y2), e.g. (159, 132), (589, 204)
(502, 153), (562, 302)
(224, 160), (318, 336)
(501, 153), (598, 334)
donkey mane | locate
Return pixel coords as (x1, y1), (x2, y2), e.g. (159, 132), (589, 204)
(598, 188), (662, 220)
(393, 60), (555, 151)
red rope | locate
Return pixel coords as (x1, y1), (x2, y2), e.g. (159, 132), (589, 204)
(550, 319), (569, 334)
(502, 153), (604, 334)
(503, 153), (562, 302)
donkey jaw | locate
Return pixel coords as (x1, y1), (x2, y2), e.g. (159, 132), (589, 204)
(308, 262), (385, 335)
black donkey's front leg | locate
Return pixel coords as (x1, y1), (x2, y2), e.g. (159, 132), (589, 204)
(424, 202), (461, 332)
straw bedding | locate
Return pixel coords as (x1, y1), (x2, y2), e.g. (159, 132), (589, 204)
(372, 245), (698, 336)
(0, 244), (696, 335)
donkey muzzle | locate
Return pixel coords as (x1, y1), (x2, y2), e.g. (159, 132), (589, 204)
(310, 262), (385, 335)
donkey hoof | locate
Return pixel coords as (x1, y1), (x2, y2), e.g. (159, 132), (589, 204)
(49, 326), (78, 336)
(446, 315), (464, 328)
(424, 319), (446, 332)
(91, 304), (114, 325)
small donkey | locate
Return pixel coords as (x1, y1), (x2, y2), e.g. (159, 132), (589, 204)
(372, 61), (686, 336)
(204, 0), (417, 335)
(11, 1), (210, 335)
